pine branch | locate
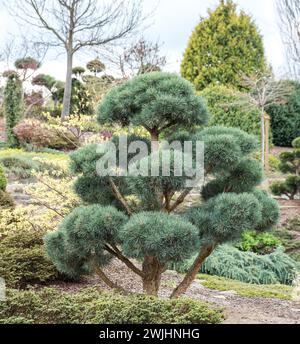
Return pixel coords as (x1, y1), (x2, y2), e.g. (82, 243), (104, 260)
(94, 264), (128, 294)
(104, 244), (144, 278)
(109, 177), (133, 216)
(169, 188), (192, 212)
(170, 244), (215, 299)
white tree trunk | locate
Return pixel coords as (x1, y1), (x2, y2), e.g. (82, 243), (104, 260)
(261, 110), (265, 168)
(61, 51), (73, 120)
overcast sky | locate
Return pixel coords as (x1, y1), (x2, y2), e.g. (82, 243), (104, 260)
(0, 0), (285, 80)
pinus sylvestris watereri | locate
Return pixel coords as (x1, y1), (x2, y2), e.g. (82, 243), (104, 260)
(45, 72), (279, 298)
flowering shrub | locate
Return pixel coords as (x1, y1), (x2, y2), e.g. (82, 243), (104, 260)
(14, 119), (79, 150)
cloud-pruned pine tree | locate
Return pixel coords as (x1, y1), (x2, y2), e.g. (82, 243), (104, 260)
(270, 137), (300, 199)
(45, 72), (279, 298)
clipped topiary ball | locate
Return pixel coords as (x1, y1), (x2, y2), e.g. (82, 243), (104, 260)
(97, 72), (208, 138)
(120, 212), (199, 264)
(44, 205), (128, 277)
(186, 193), (262, 243)
(292, 137), (300, 149)
(252, 190), (280, 231)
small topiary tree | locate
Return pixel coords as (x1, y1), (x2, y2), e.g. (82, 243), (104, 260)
(45, 72), (279, 298)
(4, 74), (23, 147)
(14, 57), (41, 72)
(32, 74), (56, 91)
(72, 66), (86, 78)
(87, 59), (106, 76)
(270, 137), (300, 199)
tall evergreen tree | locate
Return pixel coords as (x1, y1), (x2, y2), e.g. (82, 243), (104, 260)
(4, 74), (23, 147)
(181, 0), (267, 90)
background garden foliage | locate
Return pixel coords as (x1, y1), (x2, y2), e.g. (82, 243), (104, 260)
(201, 85), (261, 136)
(181, 0), (266, 90)
(267, 81), (300, 147)
(271, 137), (300, 199)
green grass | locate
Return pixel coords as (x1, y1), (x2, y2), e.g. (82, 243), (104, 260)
(0, 148), (70, 178)
(198, 274), (294, 300)
(0, 148), (69, 165)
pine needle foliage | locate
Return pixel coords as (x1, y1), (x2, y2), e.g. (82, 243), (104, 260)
(201, 245), (298, 285)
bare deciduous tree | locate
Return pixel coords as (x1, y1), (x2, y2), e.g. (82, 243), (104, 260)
(119, 38), (166, 78)
(0, 35), (48, 80)
(277, 0), (300, 79)
(240, 72), (293, 169)
(8, 0), (145, 119)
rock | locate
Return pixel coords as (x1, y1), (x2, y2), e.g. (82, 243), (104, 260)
(291, 308), (300, 313)
(220, 290), (238, 296)
(213, 295), (227, 300)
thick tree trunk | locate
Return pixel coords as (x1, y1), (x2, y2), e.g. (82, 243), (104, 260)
(142, 256), (163, 296)
(170, 244), (215, 299)
(151, 129), (159, 152)
(61, 51), (73, 120)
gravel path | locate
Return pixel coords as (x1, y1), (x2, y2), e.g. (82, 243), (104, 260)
(46, 259), (300, 325)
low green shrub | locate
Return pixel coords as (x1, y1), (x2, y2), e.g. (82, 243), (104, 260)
(0, 288), (224, 324)
(0, 163), (7, 190)
(174, 245), (298, 285)
(0, 166), (14, 208)
(0, 156), (40, 179)
(236, 230), (281, 254)
(275, 216), (300, 262)
(202, 245), (298, 285)
(0, 228), (59, 288)
(0, 190), (14, 209)
(269, 155), (280, 172)
(0, 155), (68, 179)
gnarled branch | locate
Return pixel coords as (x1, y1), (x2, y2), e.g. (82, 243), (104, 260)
(104, 244), (144, 278)
(109, 177), (133, 216)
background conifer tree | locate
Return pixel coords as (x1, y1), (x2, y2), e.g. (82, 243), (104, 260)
(181, 0), (267, 90)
